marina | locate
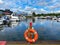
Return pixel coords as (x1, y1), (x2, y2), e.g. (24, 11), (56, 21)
(0, 0), (60, 44)
(0, 18), (60, 45)
(0, 18), (60, 40)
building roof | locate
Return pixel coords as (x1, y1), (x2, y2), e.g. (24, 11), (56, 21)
(0, 9), (13, 15)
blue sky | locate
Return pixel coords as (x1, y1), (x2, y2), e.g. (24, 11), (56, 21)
(0, 0), (60, 14)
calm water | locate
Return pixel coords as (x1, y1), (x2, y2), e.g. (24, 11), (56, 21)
(0, 19), (60, 41)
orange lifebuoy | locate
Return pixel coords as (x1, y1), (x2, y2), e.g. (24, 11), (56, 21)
(24, 28), (38, 43)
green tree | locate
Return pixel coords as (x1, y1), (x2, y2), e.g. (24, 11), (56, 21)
(32, 12), (36, 16)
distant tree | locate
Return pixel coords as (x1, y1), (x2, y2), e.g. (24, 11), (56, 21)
(32, 12), (36, 16)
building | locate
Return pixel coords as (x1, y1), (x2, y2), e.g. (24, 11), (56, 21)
(3, 9), (13, 15)
(0, 9), (13, 15)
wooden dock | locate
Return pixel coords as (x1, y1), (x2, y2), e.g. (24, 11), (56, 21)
(6, 41), (60, 45)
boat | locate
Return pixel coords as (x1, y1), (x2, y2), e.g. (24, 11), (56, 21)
(10, 13), (19, 22)
(19, 16), (26, 21)
(57, 18), (60, 22)
(0, 17), (4, 30)
(52, 17), (57, 22)
(2, 16), (11, 27)
(0, 18), (3, 25)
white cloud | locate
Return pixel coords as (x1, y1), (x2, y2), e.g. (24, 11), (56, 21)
(40, 9), (46, 12)
(10, 6), (47, 14)
(0, 0), (20, 9)
(0, 0), (60, 14)
(23, 6), (31, 14)
(37, 0), (57, 6)
(54, 10), (60, 13)
(23, 6), (47, 14)
(52, 0), (57, 2)
(24, 6), (37, 11)
(43, 0), (60, 13)
(47, 2), (60, 11)
(38, 1), (48, 6)
(10, 7), (24, 12)
(24, 6), (32, 11)
(0, 0), (3, 4)
(24, 6), (37, 14)
(39, 8), (47, 14)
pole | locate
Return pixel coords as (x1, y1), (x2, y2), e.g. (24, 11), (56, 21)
(29, 22), (32, 29)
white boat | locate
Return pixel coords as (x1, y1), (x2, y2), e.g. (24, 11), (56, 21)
(0, 18), (3, 25)
(10, 13), (19, 22)
(0, 17), (5, 25)
(52, 16), (57, 20)
(19, 16), (26, 21)
(57, 18), (60, 22)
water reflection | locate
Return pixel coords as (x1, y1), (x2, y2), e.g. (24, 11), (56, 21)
(0, 19), (60, 40)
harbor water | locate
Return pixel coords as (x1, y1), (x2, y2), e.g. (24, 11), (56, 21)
(0, 19), (60, 41)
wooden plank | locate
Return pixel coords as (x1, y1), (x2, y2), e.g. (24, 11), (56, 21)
(6, 41), (60, 45)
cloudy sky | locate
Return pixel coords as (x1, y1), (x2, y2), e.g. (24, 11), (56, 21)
(0, 0), (60, 14)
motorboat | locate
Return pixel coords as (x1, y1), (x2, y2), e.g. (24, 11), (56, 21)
(57, 18), (60, 22)
(10, 13), (19, 22)
(19, 16), (26, 21)
(0, 18), (3, 25)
